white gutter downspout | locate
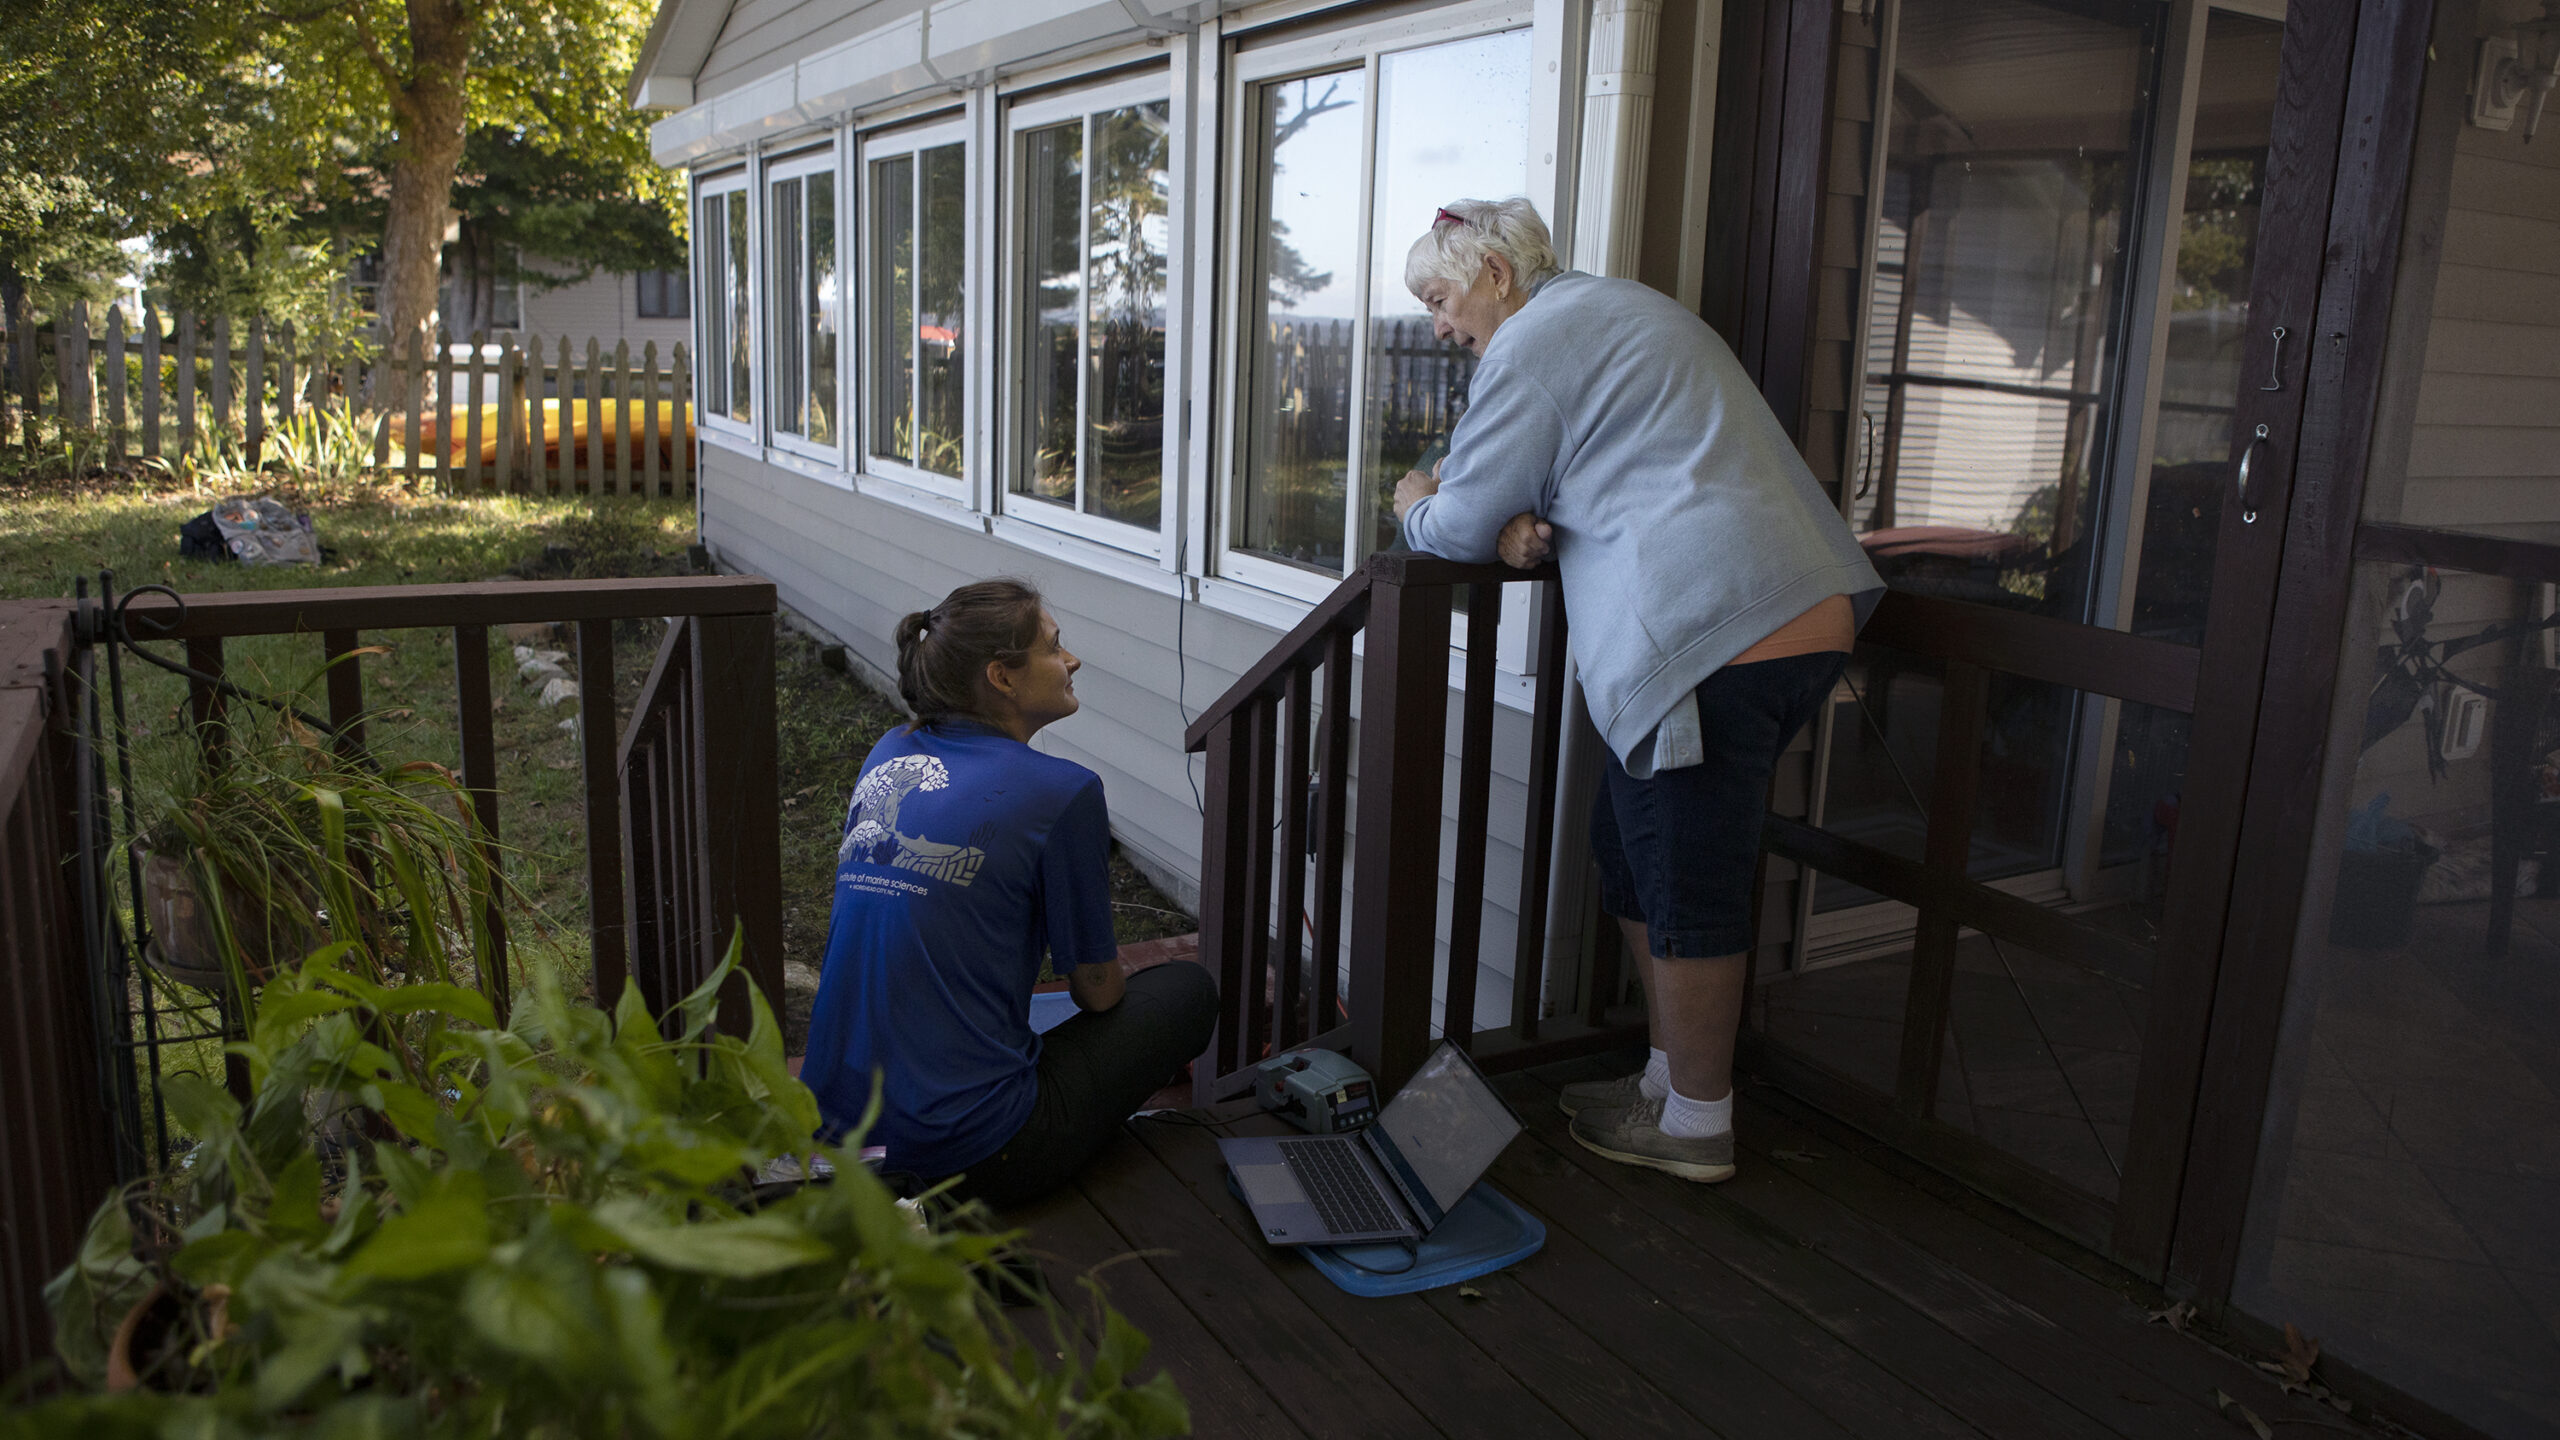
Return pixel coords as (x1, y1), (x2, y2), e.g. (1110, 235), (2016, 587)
(1542, 0), (1664, 1023)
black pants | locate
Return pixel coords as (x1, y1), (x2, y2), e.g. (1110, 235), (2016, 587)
(946, 962), (1220, 1209)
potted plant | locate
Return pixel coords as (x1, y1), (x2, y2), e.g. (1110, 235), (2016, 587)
(130, 703), (498, 1005)
(16, 719), (1186, 1438)
(23, 943), (1184, 1437)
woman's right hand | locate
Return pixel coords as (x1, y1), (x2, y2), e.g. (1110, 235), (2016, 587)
(1498, 512), (1555, 568)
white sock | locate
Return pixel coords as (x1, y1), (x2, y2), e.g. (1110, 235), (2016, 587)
(1659, 1084), (1733, 1140)
(1640, 1048), (1670, 1102)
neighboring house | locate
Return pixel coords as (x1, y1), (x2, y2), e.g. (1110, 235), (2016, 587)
(632, 2), (2560, 1435)
(511, 259), (695, 351)
(376, 250), (694, 351)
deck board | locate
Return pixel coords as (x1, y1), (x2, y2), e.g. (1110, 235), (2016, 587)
(1726, 1092), (2361, 1434)
(1012, 1179), (1309, 1440)
(1128, 1112), (1590, 1440)
(1008, 1052), (2391, 1440)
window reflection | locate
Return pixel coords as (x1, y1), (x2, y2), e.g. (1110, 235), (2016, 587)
(870, 153), (914, 461)
(2241, 564), (2560, 1438)
(771, 178), (804, 436)
(1363, 31), (1532, 558)
(919, 144), (967, 478)
(1854, 0), (2156, 625)
(726, 189), (751, 425)
(2129, 11), (2283, 644)
(1018, 102), (1170, 528)
(1240, 68), (1365, 575)
(1236, 28), (1534, 578)
(1087, 103), (1170, 528)
(807, 174), (837, 447)
(767, 170), (836, 446)
(1022, 122), (1082, 505)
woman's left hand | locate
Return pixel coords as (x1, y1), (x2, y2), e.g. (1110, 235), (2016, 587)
(1392, 466), (1440, 522)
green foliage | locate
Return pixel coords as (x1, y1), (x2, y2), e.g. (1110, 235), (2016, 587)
(2172, 157), (2263, 314)
(0, 0), (225, 293)
(16, 940), (1187, 1438)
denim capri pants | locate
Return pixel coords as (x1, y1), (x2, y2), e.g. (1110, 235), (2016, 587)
(1590, 650), (1847, 958)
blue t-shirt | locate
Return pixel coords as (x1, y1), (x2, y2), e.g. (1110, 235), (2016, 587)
(799, 720), (1118, 1177)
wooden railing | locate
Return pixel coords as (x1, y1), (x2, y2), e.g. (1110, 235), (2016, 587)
(618, 613), (781, 1026)
(109, 577), (783, 1019)
(0, 602), (119, 1382)
(2, 297), (695, 496)
(1185, 552), (1643, 1099)
(0, 576), (785, 1377)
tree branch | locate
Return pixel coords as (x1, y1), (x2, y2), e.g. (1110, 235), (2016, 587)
(342, 2), (404, 90)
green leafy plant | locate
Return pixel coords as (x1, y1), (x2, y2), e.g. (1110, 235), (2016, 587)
(135, 691), (506, 1010)
(19, 700), (1187, 1438)
(19, 941), (1185, 1439)
(266, 402), (382, 493)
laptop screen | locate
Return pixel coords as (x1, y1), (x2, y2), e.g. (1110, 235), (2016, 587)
(1376, 1043), (1522, 1213)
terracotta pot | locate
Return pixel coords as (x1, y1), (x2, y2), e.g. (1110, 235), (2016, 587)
(136, 842), (317, 994)
(103, 1279), (169, 1393)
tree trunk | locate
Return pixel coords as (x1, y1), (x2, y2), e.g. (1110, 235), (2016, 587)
(374, 1), (479, 355)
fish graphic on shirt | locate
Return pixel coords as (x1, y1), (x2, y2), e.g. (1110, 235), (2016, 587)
(838, 754), (987, 887)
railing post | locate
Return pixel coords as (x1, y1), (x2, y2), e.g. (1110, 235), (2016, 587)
(1194, 712), (1257, 1102)
(577, 618), (626, 1003)
(691, 612), (781, 1024)
(1895, 658), (1989, 1116)
(1346, 562), (1453, 1094)
(451, 625), (509, 1016)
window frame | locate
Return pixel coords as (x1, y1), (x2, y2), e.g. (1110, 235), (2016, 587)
(1000, 69), (1178, 558)
(693, 166), (755, 441)
(856, 112), (975, 499)
(762, 143), (847, 464)
(1213, 0), (1539, 605)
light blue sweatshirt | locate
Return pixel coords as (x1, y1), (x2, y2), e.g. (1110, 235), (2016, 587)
(1400, 270), (1884, 768)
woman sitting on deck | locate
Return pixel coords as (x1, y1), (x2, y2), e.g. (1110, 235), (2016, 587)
(799, 579), (1218, 1206)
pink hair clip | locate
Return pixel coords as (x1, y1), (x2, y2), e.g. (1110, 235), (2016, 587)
(1434, 206), (1468, 228)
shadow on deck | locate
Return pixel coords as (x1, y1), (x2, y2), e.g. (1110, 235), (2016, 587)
(1011, 1052), (2386, 1440)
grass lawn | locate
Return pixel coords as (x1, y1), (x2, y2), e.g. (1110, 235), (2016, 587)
(3, 464), (1193, 1052)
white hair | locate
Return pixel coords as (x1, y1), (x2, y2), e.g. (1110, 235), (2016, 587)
(1403, 197), (1563, 297)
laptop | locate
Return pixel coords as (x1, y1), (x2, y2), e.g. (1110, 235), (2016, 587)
(1217, 1040), (1522, 1246)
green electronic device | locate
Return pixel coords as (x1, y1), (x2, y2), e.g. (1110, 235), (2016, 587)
(1254, 1047), (1379, 1135)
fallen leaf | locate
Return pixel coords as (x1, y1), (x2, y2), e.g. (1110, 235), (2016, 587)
(1772, 1149), (1824, 1163)
(2213, 1389), (2274, 1440)
(2278, 1323), (2320, 1391)
(1457, 1285), (1484, 1302)
(2146, 1301), (2196, 1334)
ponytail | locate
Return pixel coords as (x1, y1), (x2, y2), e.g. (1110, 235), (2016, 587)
(894, 579), (1048, 726)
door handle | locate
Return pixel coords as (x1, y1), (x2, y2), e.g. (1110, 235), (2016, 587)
(2237, 423), (2269, 524)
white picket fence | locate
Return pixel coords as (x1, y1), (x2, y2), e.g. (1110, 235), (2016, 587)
(3, 296), (695, 497)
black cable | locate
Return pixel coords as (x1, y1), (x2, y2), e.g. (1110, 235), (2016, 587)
(1175, 576), (1201, 814)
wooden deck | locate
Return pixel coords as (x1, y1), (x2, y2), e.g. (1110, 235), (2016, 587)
(1009, 1053), (2393, 1440)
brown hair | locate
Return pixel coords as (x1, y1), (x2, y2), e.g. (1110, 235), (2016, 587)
(894, 579), (1049, 726)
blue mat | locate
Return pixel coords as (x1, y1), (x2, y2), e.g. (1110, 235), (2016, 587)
(1300, 1181), (1546, 1298)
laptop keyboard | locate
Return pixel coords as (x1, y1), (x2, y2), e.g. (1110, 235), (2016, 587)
(1278, 1138), (1402, 1235)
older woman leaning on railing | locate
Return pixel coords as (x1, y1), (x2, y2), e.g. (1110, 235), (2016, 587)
(1390, 197), (1885, 1186)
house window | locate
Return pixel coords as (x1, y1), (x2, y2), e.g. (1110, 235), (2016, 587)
(1225, 14), (1535, 586)
(695, 173), (752, 429)
(765, 150), (839, 452)
(1007, 78), (1172, 542)
(861, 118), (969, 484)
(635, 269), (690, 319)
